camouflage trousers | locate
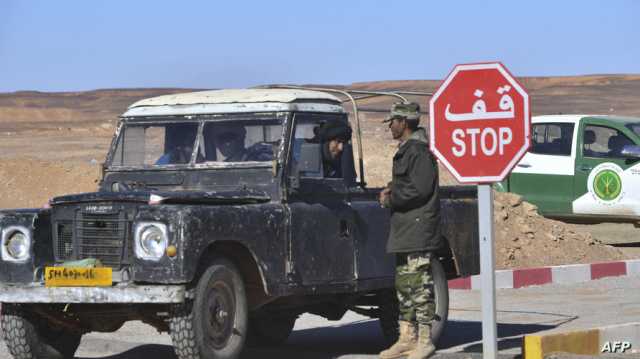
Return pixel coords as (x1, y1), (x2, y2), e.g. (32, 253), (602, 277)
(395, 251), (435, 326)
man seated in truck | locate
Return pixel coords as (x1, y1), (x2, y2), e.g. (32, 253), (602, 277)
(211, 124), (275, 162)
(213, 125), (249, 162)
(156, 124), (197, 165)
(607, 134), (634, 157)
(310, 119), (352, 178)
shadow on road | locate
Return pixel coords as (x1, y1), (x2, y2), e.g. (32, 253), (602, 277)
(74, 319), (558, 359)
(440, 320), (556, 352)
(77, 345), (175, 359)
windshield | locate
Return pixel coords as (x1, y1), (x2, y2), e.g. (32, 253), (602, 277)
(625, 123), (640, 138)
(110, 118), (283, 167)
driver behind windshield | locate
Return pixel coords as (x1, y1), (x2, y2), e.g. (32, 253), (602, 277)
(214, 125), (248, 162)
(210, 124), (275, 162)
(156, 124), (197, 165)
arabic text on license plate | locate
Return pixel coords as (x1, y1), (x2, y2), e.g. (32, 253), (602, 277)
(45, 267), (112, 287)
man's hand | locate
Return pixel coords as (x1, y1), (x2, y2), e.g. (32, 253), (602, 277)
(379, 187), (391, 208)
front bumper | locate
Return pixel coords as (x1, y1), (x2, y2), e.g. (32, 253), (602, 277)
(0, 284), (186, 304)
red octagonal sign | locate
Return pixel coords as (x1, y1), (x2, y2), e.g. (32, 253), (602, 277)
(429, 62), (530, 183)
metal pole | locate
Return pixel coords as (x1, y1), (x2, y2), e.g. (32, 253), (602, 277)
(478, 184), (498, 359)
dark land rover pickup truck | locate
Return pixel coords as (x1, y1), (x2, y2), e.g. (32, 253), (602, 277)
(0, 88), (479, 359)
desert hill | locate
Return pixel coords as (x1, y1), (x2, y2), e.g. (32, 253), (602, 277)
(2, 74), (640, 134)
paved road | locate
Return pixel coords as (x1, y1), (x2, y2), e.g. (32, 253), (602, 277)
(2, 275), (639, 359)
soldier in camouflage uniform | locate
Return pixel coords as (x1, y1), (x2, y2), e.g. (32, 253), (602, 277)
(379, 102), (441, 359)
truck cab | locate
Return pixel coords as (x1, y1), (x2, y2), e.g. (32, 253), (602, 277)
(498, 114), (640, 222)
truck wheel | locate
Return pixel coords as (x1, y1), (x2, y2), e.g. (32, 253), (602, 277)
(1, 304), (81, 359)
(248, 315), (297, 347)
(170, 258), (248, 359)
(429, 256), (449, 344)
(378, 256), (449, 347)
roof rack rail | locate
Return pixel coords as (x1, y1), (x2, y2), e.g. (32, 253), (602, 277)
(258, 85), (433, 188)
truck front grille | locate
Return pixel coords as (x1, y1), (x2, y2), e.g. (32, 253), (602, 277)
(53, 210), (131, 269)
(56, 221), (74, 258)
(77, 212), (128, 267)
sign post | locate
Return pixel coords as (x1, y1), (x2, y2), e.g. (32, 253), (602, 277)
(429, 62), (530, 359)
(478, 183), (497, 358)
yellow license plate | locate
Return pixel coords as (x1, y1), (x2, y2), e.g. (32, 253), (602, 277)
(45, 267), (112, 287)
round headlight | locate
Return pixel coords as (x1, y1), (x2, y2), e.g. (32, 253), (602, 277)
(5, 231), (29, 260)
(140, 225), (168, 258)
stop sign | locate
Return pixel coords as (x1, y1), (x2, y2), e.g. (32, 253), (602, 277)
(429, 62), (530, 183)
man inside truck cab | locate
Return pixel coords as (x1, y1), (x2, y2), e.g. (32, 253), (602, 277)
(213, 124), (250, 162)
(204, 124), (275, 162)
(310, 119), (352, 178)
(156, 124), (197, 165)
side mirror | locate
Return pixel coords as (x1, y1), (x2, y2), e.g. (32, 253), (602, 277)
(298, 143), (322, 174)
(288, 142), (322, 191)
(621, 145), (640, 159)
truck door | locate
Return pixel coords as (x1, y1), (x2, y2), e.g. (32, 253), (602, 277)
(509, 121), (577, 215)
(285, 113), (356, 285)
(572, 120), (640, 218)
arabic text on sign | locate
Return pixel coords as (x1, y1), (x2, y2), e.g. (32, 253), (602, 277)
(445, 86), (515, 122)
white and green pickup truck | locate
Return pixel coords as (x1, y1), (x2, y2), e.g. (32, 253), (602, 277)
(496, 114), (640, 223)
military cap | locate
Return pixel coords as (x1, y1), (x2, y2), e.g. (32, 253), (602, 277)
(383, 102), (421, 123)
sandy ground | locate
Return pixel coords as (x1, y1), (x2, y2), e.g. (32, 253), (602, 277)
(1, 76), (639, 268)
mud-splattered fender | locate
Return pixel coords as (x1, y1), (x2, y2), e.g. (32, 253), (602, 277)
(179, 203), (287, 295)
(0, 209), (53, 284)
(132, 203), (287, 295)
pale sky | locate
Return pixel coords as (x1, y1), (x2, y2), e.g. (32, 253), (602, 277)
(1, 0), (638, 92)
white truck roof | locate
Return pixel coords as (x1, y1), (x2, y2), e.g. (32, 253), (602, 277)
(122, 89), (344, 118)
(532, 114), (640, 125)
(532, 115), (589, 124)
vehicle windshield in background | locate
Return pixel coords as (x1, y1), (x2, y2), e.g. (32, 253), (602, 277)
(110, 119), (283, 167)
(625, 123), (640, 138)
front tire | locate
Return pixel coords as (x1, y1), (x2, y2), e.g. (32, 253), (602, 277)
(170, 258), (248, 359)
(378, 256), (449, 346)
(1, 304), (81, 359)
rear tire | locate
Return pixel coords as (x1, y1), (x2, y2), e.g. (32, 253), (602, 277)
(1, 304), (81, 359)
(430, 256), (449, 344)
(170, 258), (248, 359)
(378, 256), (449, 346)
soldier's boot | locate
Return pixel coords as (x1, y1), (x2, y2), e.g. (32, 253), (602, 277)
(379, 321), (417, 359)
(407, 324), (436, 359)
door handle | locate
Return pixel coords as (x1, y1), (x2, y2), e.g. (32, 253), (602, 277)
(580, 165), (593, 172)
(517, 163), (531, 168)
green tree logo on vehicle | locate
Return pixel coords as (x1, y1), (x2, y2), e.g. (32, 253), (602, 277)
(593, 169), (622, 201)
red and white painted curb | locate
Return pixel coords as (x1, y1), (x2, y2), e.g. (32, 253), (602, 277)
(448, 259), (640, 290)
